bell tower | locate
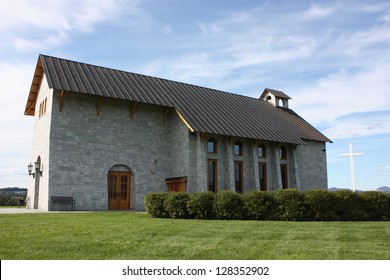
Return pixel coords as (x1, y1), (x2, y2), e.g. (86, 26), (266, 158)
(260, 88), (291, 108)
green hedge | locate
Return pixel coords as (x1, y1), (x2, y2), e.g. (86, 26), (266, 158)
(144, 190), (390, 221)
(360, 191), (390, 221)
(164, 192), (191, 219)
(304, 190), (339, 221)
(187, 192), (215, 219)
(244, 191), (276, 220)
(332, 190), (366, 221)
(273, 189), (308, 221)
(144, 192), (170, 218)
(213, 191), (244, 220)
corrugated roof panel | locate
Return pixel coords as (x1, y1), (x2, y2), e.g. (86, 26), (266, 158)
(104, 69), (128, 100)
(75, 62), (96, 95)
(41, 56), (61, 89)
(62, 60), (82, 93)
(141, 75), (171, 106)
(77, 62), (103, 96)
(114, 71), (143, 102)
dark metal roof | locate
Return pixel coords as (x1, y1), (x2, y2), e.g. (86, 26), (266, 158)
(24, 54), (331, 144)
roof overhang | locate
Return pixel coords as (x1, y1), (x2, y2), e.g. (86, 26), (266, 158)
(24, 56), (44, 116)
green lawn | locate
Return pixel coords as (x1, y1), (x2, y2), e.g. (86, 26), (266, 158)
(0, 212), (389, 260)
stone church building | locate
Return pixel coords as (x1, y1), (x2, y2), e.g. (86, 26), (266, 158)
(24, 54), (331, 211)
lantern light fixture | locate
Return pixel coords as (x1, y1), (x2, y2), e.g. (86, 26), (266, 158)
(28, 161), (42, 178)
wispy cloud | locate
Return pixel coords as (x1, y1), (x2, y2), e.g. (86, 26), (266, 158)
(0, 0), (141, 53)
(301, 3), (338, 20)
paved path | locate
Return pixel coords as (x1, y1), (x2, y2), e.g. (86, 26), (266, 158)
(0, 208), (46, 214)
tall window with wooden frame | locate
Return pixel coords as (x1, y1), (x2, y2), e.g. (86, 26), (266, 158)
(259, 163), (267, 191)
(234, 141), (243, 156)
(234, 161), (243, 193)
(281, 164), (288, 189)
(258, 144), (266, 158)
(208, 138), (217, 154)
(280, 146), (287, 160)
(208, 159), (218, 192)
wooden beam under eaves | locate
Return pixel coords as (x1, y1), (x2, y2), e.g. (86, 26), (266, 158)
(176, 110), (194, 133)
(199, 132), (205, 143)
(59, 90), (65, 112)
(130, 101), (137, 120)
(97, 96), (104, 116)
(163, 107), (170, 125)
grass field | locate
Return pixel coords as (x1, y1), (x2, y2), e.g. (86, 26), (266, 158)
(0, 212), (389, 260)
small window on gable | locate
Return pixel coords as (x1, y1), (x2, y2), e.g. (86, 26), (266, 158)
(258, 144), (266, 158)
(280, 146), (287, 160)
(208, 138), (217, 154)
(43, 98), (47, 115)
(234, 142), (242, 156)
(38, 98), (48, 118)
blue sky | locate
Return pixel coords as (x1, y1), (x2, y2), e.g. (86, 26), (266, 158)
(0, 0), (389, 190)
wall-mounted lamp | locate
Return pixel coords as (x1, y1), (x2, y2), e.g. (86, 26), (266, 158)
(28, 161), (42, 178)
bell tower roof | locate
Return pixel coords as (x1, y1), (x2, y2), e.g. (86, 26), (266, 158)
(260, 88), (291, 108)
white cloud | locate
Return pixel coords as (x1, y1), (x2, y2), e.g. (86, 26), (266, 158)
(323, 113), (390, 139)
(0, 0), (141, 53)
(301, 3), (338, 20)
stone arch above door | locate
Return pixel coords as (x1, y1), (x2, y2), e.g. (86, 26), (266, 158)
(109, 164), (132, 172)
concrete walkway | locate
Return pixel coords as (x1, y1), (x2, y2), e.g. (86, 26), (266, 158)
(0, 208), (46, 214)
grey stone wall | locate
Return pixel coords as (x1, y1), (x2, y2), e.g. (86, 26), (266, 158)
(48, 89), (190, 211)
(295, 140), (328, 190)
(199, 137), (328, 192)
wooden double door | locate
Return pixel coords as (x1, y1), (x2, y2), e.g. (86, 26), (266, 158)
(108, 171), (131, 210)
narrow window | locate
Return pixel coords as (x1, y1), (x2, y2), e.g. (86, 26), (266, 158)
(39, 102), (42, 117)
(234, 142), (242, 156)
(259, 163), (267, 191)
(234, 161), (243, 193)
(208, 159), (217, 192)
(281, 164), (288, 189)
(258, 144), (266, 158)
(208, 138), (217, 154)
(280, 146), (287, 160)
(43, 98), (47, 115)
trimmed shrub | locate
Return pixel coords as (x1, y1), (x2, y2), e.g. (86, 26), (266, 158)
(304, 190), (339, 221)
(164, 192), (191, 219)
(144, 192), (170, 218)
(273, 189), (308, 221)
(332, 190), (366, 221)
(214, 191), (244, 220)
(187, 192), (216, 219)
(360, 191), (390, 221)
(243, 191), (276, 220)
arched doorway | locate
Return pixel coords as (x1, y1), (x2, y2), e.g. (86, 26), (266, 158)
(108, 165), (131, 210)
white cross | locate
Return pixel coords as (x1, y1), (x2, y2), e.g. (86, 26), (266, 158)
(340, 143), (364, 192)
